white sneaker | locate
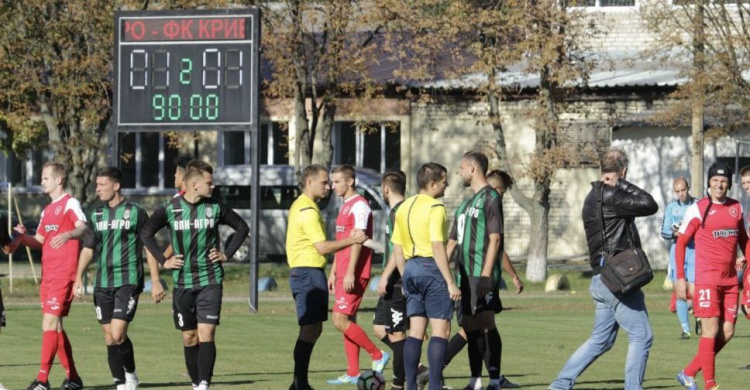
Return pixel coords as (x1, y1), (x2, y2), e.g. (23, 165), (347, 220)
(0, 383), (7, 390)
(197, 381), (209, 390)
(125, 371), (140, 390)
(117, 385), (127, 390)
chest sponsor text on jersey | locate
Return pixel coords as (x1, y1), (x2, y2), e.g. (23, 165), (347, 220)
(95, 220), (132, 231)
(712, 229), (738, 239)
(173, 218), (216, 230)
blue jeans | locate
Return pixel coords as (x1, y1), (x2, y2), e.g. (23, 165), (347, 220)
(549, 275), (653, 390)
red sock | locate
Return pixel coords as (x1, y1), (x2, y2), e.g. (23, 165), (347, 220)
(344, 323), (382, 360)
(57, 331), (79, 380)
(698, 337), (717, 388)
(344, 335), (360, 377)
(684, 352), (702, 377)
(37, 331), (59, 382)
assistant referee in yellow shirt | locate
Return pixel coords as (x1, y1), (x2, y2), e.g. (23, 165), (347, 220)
(392, 162), (461, 390)
(286, 164), (367, 390)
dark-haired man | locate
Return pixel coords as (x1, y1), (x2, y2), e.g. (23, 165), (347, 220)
(73, 166), (164, 390)
(675, 161), (749, 390)
(392, 163), (461, 390)
(141, 162), (249, 390)
(286, 164), (367, 390)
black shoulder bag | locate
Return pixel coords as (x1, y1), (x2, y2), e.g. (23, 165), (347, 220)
(597, 185), (653, 295)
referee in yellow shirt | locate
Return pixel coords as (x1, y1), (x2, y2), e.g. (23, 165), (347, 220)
(286, 164), (367, 390)
(392, 163), (461, 390)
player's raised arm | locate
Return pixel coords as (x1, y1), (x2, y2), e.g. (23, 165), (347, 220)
(139, 206), (180, 268)
(214, 205), (249, 262)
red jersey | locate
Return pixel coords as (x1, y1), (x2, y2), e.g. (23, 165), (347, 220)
(676, 197), (748, 286)
(37, 193), (86, 281)
(334, 194), (373, 279)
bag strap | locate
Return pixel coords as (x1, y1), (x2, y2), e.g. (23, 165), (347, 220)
(597, 184), (610, 262)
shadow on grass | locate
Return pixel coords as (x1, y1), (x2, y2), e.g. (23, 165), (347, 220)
(86, 379), (262, 389)
(216, 369), (342, 377)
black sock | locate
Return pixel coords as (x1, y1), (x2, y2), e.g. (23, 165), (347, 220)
(390, 339), (406, 386)
(380, 335), (392, 348)
(107, 345), (126, 385)
(183, 344), (200, 385)
(404, 336), (423, 390)
(427, 337), (448, 390)
(466, 330), (484, 378)
(198, 342), (216, 385)
(293, 339), (315, 389)
(443, 332), (467, 367)
(119, 337), (136, 373)
(486, 328), (502, 380)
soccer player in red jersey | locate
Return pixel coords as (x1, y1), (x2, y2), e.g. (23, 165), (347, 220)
(8, 162), (88, 390)
(326, 165), (388, 385)
(675, 161), (749, 390)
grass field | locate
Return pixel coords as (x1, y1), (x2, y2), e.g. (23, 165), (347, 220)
(1, 265), (750, 390)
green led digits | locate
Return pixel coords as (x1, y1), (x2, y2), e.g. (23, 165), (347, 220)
(152, 93), (219, 121)
(180, 58), (192, 85)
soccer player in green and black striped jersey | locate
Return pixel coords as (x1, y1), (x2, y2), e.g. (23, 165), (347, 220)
(140, 160), (249, 390)
(73, 166), (165, 390)
(446, 152), (518, 390)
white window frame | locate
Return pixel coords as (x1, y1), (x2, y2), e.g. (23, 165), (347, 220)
(333, 122), (395, 173)
(120, 132), (177, 195)
(217, 122), (282, 166)
(572, 0), (638, 10)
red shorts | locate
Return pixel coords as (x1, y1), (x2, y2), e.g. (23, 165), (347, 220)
(694, 284), (739, 323)
(40, 279), (74, 317)
(333, 278), (368, 316)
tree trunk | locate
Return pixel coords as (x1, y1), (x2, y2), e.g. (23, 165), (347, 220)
(691, 106), (704, 197)
(525, 196), (550, 282)
(294, 84), (312, 168)
(317, 99), (336, 166)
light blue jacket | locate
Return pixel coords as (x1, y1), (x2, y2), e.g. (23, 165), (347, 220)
(661, 198), (696, 271)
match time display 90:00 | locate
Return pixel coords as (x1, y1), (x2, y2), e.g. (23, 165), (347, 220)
(127, 47), (245, 122)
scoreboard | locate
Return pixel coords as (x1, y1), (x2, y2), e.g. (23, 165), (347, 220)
(114, 9), (259, 130)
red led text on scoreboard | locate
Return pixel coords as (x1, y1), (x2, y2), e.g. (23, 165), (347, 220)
(122, 17), (247, 42)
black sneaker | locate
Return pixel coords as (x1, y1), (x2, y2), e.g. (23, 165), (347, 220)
(681, 331), (692, 340)
(60, 378), (83, 390)
(27, 380), (50, 390)
(695, 318), (702, 336)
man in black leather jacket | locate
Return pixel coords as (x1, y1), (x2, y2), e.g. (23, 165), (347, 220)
(549, 147), (658, 390)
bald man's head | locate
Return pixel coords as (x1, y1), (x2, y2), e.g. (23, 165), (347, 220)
(673, 177), (690, 203)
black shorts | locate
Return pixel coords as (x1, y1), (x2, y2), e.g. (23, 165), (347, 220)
(457, 276), (502, 323)
(93, 285), (142, 324)
(290, 267), (329, 326)
(172, 285), (223, 330)
(373, 280), (407, 333)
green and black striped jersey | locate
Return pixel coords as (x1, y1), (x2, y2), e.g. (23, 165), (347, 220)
(83, 201), (146, 289)
(449, 185), (503, 285)
(383, 200), (404, 268)
(140, 195), (249, 289)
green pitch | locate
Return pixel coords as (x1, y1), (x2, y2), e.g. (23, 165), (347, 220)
(1, 270), (749, 389)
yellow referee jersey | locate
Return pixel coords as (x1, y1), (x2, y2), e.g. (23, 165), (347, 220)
(286, 193), (327, 268)
(391, 194), (447, 260)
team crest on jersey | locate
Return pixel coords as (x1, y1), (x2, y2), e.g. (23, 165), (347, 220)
(123, 209), (131, 220)
(730, 207), (738, 217)
(54, 206), (62, 215)
(342, 205), (350, 215)
(206, 207), (213, 218)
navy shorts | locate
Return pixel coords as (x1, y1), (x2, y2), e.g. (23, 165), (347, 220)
(402, 257), (453, 320)
(290, 267), (329, 326)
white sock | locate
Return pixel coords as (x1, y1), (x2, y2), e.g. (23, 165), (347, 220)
(469, 377), (482, 389)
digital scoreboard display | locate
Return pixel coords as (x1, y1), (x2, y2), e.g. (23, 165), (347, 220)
(114, 9), (259, 130)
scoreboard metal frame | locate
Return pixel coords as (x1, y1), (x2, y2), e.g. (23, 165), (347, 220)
(112, 8), (261, 313)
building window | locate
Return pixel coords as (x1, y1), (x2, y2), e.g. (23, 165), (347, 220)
(579, 0), (636, 6)
(118, 132), (182, 190)
(0, 148), (51, 189)
(333, 122), (400, 173)
(218, 122), (288, 166)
